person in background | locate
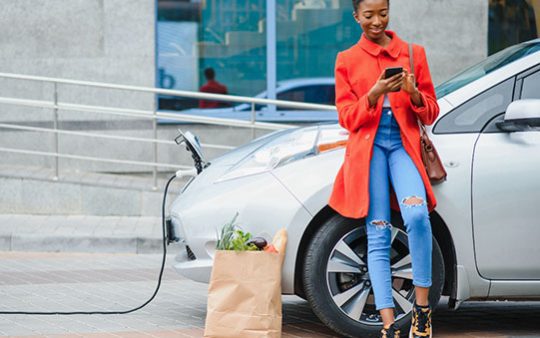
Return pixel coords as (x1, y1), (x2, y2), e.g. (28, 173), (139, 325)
(199, 67), (229, 108)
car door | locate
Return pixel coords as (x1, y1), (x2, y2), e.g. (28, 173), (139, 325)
(472, 66), (540, 279)
(262, 84), (337, 122)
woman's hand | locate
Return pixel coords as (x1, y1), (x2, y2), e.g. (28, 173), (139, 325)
(367, 69), (404, 107)
(402, 69), (424, 107)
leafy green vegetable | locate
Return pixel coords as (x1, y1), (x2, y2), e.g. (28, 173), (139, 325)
(216, 212), (238, 250)
(215, 212), (259, 251)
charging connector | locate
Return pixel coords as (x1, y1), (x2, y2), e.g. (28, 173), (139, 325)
(176, 168), (198, 178)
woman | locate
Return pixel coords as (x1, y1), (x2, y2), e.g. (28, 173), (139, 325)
(327, 0), (440, 337)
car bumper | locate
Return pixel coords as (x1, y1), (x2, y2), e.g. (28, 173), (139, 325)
(169, 168), (312, 294)
(173, 243), (213, 283)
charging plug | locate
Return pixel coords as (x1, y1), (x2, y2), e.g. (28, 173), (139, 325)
(176, 168), (197, 178)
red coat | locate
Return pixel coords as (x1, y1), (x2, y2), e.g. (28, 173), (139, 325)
(328, 30), (440, 219)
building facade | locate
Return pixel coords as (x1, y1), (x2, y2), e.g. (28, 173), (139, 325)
(0, 0), (538, 172)
(157, 0), (540, 112)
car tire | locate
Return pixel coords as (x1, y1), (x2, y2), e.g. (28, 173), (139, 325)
(302, 213), (445, 338)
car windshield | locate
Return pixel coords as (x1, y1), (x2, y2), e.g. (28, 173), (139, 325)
(435, 40), (540, 98)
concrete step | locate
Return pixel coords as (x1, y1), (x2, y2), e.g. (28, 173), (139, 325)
(0, 164), (190, 217)
(0, 214), (185, 254)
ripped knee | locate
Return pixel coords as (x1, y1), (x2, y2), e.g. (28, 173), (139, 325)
(401, 196), (427, 208)
(369, 219), (392, 230)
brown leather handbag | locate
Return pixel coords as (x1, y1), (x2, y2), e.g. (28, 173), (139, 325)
(409, 43), (447, 184)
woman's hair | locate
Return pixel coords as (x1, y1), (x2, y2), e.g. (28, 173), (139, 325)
(352, 0), (389, 12)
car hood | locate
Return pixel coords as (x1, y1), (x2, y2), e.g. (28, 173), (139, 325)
(209, 122), (343, 166)
(176, 123), (342, 203)
(208, 127), (300, 167)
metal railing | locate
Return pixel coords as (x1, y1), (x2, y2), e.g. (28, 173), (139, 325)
(0, 72), (336, 189)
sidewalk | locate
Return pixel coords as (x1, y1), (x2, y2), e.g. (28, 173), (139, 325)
(0, 251), (341, 337)
(0, 212), (538, 337)
(0, 214), (169, 254)
(0, 251), (539, 337)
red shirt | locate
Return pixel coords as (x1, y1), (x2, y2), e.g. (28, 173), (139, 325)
(199, 80), (228, 108)
(328, 30), (440, 219)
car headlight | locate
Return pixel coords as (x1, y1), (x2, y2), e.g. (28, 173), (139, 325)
(215, 125), (349, 183)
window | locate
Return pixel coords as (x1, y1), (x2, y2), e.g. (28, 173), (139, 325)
(488, 0), (540, 55)
(482, 67), (540, 133)
(276, 85), (335, 110)
(156, 0), (267, 111)
(433, 78), (515, 134)
(156, 0), (350, 122)
(276, 1), (356, 83)
(521, 70), (540, 99)
(435, 41), (540, 98)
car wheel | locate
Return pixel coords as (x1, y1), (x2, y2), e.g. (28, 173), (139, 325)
(302, 213), (444, 338)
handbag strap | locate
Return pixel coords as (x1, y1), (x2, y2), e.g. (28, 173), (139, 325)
(409, 43), (414, 79)
(409, 43), (427, 134)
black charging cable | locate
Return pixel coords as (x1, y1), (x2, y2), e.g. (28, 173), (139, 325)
(0, 174), (178, 315)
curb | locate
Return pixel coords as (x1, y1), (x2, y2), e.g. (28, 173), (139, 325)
(0, 234), (183, 254)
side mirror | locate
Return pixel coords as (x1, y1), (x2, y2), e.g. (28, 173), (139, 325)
(496, 99), (540, 132)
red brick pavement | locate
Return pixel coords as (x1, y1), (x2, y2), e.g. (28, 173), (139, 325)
(0, 252), (539, 338)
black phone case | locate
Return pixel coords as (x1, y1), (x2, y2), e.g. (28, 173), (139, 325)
(384, 67), (403, 79)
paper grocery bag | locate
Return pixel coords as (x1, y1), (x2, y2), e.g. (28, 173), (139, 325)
(203, 250), (284, 338)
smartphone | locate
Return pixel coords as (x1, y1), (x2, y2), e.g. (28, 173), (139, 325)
(384, 66), (403, 79)
(384, 67), (403, 92)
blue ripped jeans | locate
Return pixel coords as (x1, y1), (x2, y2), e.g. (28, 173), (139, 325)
(366, 108), (432, 311)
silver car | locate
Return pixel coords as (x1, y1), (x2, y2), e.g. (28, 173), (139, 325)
(169, 39), (540, 338)
(158, 77), (336, 123)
